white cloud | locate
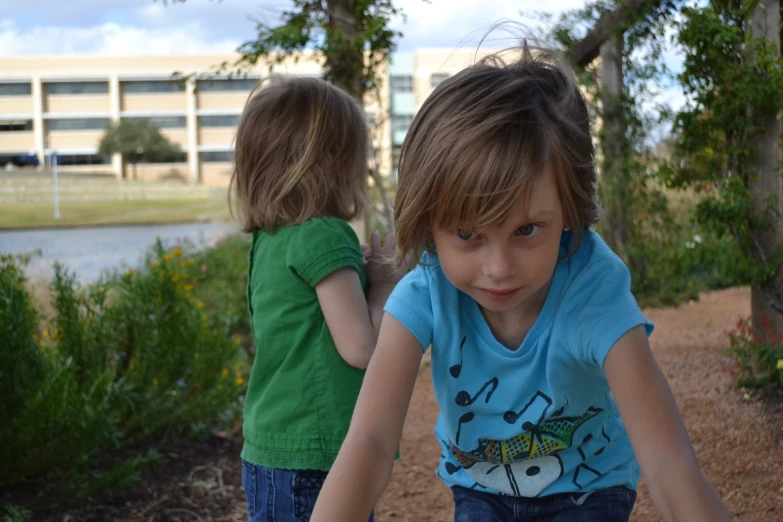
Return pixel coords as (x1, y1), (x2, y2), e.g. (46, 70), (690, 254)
(0, 18), (240, 55)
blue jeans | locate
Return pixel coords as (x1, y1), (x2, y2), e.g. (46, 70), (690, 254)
(241, 461), (375, 522)
(452, 485), (636, 522)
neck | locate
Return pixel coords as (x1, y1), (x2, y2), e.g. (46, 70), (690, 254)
(480, 278), (552, 350)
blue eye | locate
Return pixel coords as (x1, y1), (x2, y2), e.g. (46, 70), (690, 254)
(516, 224), (540, 237)
(457, 229), (476, 240)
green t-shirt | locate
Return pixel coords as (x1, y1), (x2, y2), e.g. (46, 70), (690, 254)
(241, 217), (368, 471)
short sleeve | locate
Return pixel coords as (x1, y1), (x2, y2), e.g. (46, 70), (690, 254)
(287, 218), (365, 288)
(562, 255), (654, 370)
(384, 261), (434, 351)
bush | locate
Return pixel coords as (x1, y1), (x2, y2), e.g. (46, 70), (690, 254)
(722, 318), (783, 389)
(0, 241), (249, 490)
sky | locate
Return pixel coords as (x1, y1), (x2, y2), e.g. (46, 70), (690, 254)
(0, 0), (586, 56)
(0, 0), (684, 119)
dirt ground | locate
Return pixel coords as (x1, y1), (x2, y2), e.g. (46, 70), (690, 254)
(10, 287), (783, 521)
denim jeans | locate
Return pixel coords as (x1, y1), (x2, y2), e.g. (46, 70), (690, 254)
(241, 461), (375, 522)
(452, 484), (636, 522)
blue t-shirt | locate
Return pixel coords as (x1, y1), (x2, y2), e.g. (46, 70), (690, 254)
(384, 230), (654, 497)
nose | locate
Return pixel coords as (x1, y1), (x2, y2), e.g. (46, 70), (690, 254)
(482, 244), (515, 281)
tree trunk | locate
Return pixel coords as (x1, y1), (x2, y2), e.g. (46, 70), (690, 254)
(326, 0), (364, 103)
(599, 35), (628, 263)
(749, 0), (783, 341)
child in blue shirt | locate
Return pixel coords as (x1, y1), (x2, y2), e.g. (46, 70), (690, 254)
(312, 44), (730, 522)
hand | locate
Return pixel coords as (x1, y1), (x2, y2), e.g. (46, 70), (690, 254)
(365, 230), (406, 286)
(360, 243), (372, 265)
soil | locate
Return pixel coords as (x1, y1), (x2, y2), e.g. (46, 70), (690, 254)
(5, 287), (783, 521)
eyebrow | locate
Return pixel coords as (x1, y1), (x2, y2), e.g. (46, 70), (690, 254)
(525, 209), (556, 220)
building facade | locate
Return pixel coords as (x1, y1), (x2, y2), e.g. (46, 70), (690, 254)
(0, 48), (490, 185)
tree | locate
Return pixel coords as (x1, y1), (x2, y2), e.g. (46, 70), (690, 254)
(98, 119), (182, 181)
(671, 0), (783, 342)
(162, 0), (419, 230)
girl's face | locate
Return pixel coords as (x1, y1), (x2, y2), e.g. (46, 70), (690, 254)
(431, 165), (564, 325)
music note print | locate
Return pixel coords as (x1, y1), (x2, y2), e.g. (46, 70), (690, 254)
(449, 336), (467, 378)
(455, 412), (474, 445)
(455, 377), (499, 406)
(502, 390), (553, 426)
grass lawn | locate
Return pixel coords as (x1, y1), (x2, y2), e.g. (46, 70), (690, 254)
(0, 198), (231, 229)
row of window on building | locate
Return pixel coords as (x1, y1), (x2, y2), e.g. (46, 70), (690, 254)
(0, 115), (241, 132)
(0, 150), (234, 168)
(0, 72), (451, 97)
(0, 79), (259, 97)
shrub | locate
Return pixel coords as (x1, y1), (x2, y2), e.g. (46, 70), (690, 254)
(722, 317), (783, 388)
(0, 241), (249, 489)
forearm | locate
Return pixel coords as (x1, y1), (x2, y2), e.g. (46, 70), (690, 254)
(312, 429), (396, 521)
(647, 458), (730, 522)
(367, 282), (396, 332)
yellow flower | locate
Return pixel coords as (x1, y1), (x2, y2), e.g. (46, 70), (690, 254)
(777, 359), (783, 370)
(221, 368), (229, 378)
(126, 269), (136, 277)
(42, 330), (48, 338)
(186, 259), (195, 266)
(196, 300), (204, 309)
(235, 377), (244, 387)
(234, 337), (241, 345)
(153, 379), (159, 386)
(39, 339), (45, 347)
(194, 382), (201, 389)
(152, 261), (159, 268)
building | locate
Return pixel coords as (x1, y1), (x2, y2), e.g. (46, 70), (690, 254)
(0, 48), (492, 185)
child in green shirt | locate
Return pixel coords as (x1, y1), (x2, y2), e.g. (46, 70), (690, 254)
(231, 76), (405, 522)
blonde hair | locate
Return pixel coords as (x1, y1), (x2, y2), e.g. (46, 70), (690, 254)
(230, 76), (368, 232)
(394, 45), (601, 266)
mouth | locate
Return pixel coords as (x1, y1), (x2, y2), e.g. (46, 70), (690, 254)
(480, 288), (520, 302)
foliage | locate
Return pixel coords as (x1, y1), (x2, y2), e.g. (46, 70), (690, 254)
(0, 242), (249, 491)
(164, 0), (419, 102)
(664, 3), (783, 290)
(0, 504), (31, 522)
(0, 253), (45, 427)
(545, 0), (738, 306)
(173, 234), (253, 354)
(722, 317), (783, 388)
(98, 119), (183, 179)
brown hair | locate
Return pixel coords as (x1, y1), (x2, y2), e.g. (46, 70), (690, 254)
(230, 76), (368, 232)
(394, 44), (601, 266)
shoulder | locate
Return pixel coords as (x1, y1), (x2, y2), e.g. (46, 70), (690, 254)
(556, 230), (652, 367)
(294, 217), (361, 248)
(561, 231), (630, 299)
(286, 218), (364, 286)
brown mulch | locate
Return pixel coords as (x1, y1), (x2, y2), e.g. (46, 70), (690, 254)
(5, 287), (783, 521)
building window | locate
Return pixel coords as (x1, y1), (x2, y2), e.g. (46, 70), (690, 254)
(200, 150), (234, 163)
(431, 73), (450, 89)
(126, 116), (186, 128)
(200, 115), (240, 128)
(390, 75), (413, 93)
(123, 81), (185, 94)
(55, 154), (111, 166)
(47, 82), (109, 95)
(0, 83), (32, 96)
(198, 79), (258, 92)
(137, 151), (187, 164)
(0, 119), (33, 132)
(0, 153), (39, 167)
(391, 114), (412, 134)
(48, 118), (110, 131)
